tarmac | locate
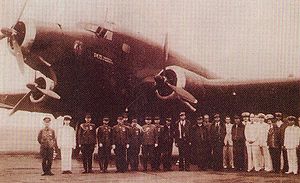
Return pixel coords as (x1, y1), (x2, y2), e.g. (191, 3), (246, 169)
(0, 155), (300, 183)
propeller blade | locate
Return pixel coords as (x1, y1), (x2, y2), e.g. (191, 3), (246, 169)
(166, 82), (198, 104)
(9, 91), (31, 116)
(162, 33), (169, 74)
(180, 99), (197, 112)
(11, 35), (25, 74)
(14, 0), (28, 26)
(36, 87), (61, 100)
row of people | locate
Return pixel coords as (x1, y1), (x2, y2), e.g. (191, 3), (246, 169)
(37, 111), (300, 176)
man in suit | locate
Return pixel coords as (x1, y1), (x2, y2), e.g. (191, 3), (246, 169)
(232, 115), (245, 171)
(210, 114), (226, 171)
(191, 116), (209, 170)
(96, 117), (112, 173)
(223, 116), (234, 169)
(174, 112), (192, 171)
(160, 117), (174, 171)
(78, 113), (97, 173)
(112, 115), (130, 173)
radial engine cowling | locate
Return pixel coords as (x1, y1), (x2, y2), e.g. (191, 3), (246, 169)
(29, 76), (55, 103)
(155, 65), (206, 101)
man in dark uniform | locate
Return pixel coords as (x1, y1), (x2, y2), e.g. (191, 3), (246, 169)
(141, 116), (158, 171)
(152, 116), (163, 171)
(37, 116), (56, 176)
(276, 112), (289, 173)
(203, 114), (213, 169)
(128, 118), (142, 171)
(232, 115), (245, 171)
(174, 112), (192, 171)
(210, 113), (226, 171)
(96, 117), (112, 173)
(191, 116), (209, 171)
(78, 113), (96, 173)
(266, 114), (281, 173)
(112, 115), (130, 173)
(160, 117), (174, 171)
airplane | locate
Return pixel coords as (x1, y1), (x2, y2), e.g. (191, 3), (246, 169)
(0, 3), (299, 127)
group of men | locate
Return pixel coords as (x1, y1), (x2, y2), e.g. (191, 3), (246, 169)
(37, 111), (300, 176)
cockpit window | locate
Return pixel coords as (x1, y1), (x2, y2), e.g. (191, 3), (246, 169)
(96, 26), (113, 41)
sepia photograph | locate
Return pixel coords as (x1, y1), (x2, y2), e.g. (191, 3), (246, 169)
(0, 0), (300, 182)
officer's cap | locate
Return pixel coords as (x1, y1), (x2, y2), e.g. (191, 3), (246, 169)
(234, 115), (240, 119)
(43, 116), (51, 121)
(197, 116), (203, 120)
(275, 112), (282, 117)
(117, 116), (123, 120)
(179, 112), (186, 116)
(145, 116), (152, 120)
(214, 114), (220, 118)
(85, 113), (92, 118)
(103, 117), (109, 121)
(63, 115), (72, 120)
(166, 117), (172, 121)
(241, 112), (250, 117)
(154, 116), (160, 120)
(203, 114), (209, 119)
(265, 114), (274, 120)
(287, 116), (296, 122)
(250, 113), (255, 118)
(257, 113), (265, 118)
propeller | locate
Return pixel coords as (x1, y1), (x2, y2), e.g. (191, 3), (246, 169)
(0, 0), (28, 74)
(154, 34), (198, 111)
(26, 82), (60, 100)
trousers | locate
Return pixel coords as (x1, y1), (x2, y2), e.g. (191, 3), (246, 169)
(61, 148), (72, 171)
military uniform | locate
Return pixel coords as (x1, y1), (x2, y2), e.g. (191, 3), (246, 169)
(112, 123), (129, 172)
(152, 122), (163, 170)
(174, 114), (192, 171)
(96, 124), (112, 172)
(191, 123), (209, 170)
(37, 121), (56, 175)
(141, 122), (158, 171)
(210, 114), (226, 171)
(128, 124), (142, 171)
(160, 120), (174, 171)
(232, 116), (246, 171)
(78, 122), (96, 173)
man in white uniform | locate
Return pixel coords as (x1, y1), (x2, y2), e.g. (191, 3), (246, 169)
(244, 114), (260, 172)
(57, 115), (76, 174)
(257, 113), (273, 172)
(284, 116), (300, 175)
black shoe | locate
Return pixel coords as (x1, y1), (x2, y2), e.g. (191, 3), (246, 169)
(82, 171), (88, 174)
(88, 170), (94, 173)
(48, 172), (54, 176)
(62, 171), (67, 174)
(41, 173), (47, 176)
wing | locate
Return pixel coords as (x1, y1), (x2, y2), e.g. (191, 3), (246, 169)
(0, 92), (53, 115)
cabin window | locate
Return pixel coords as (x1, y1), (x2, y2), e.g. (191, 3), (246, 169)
(104, 31), (113, 41)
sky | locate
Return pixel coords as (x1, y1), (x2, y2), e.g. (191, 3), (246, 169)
(0, 0), (299, 151)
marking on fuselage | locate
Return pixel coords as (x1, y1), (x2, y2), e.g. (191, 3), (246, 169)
(93, 52), (113, 64)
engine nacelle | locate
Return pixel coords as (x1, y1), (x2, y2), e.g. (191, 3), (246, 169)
(29, 75), (55, 103)
(156, 65), (205, 100)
